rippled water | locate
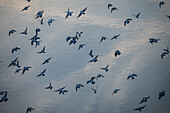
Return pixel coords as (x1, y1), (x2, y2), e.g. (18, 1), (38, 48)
(0, 0), (170, 113)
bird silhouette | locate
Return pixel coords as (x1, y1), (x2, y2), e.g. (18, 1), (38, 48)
(127, 74), (137, 80)
(108, 4), (112, 9)
(100, 36), (107, 43)
(77, 7), (87, 18)
(76, 84), (84, 92)
(163, 46), (169, 54)
(161, 52), (168, 59)
(111, 7), (119, 13)
(76, 31), (83, 37)
(65, 8), (73, 19)
(96, 74), (104, 80)
(37, 46), (46, 53)
(21, 5), (30, 11)
(87, 77), (96, 84)
(54, 86), (68, 95)
(22, 66), (31, 75)
(89, 50), (94, 57)
(42, 57), (51, 65)
(78, 44), (86, 50)
(134, 105), (146, 112)
(159, 1), (165, 8)
(112, 89), (121, 95)
(114, 50), (121, 57)
(48, 19), (55, 26)
(139, 96), (150, 104)
(12, 47), (20, 53)
(35, 40), (42, 48)
(124, 18), (132, 26)
(101, 65), (109, 72)
(37, 69), (46, 77)
(110, 34), (120, 40)
(91, 86), (97, 94)
(89, 55), (98, 62)
(149, 38), (160, 45)
(0, 91), (8, 103)
(9, 29), (16, 36)
(45, 81), (53, 90)
(20, 27), (28, 35)
(132, 12), (141, 18)
(159, 90), (165, 100)
(35, 11), (44, 19)
(8, 57), (18, 67)
(26, 107), (34, 113)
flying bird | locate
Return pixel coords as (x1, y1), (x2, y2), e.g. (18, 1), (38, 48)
(127, 74), (137, 80)
(0, 91), (8, 103)
(132, 12), (141, 18)
(159, 1), (165, 8)
(21, 5), (30, 11)
(26, 107), (34, 113)
(124, 18), (132, 26)
(20, 27), (28, 35)
(89, 50), (94, 57)
(161, 52), (168, 59)
(114, 50), (121, 57)
(65, 8), (73, 19)
(12, 47), (20, 53)
(112, 89), (121, 95)
(22, 66), (31, 75)
(45, 81), (53, 90)
(76, 31), (83, 37)
(77, 7), (87, 18)
(54, 86), (68, 95)
(78, 44), (86, 50)
(8, 57), (18, 67)
(108, 4), (112, 9)
(91, 86), (97, 94)
(149, 38), (160, 45)
(100, 36), (107, 43)
(35, 10), (44, 19)
(9, 29), (16, 36)
(89, 55), (98, 62)
(101, 65), (109, 72)
(134, 105), (146, 112)
(37, 69), (46, 77)
(76, 84), (84, 92)
(87, 77), (96, 84)
(42, 57), (51, 65)
(159, 90), (165, 100)
(163, 46), (169, 54)
(96, 74), (104, 80)
(139, 96), (150, 104)
(37, 46), (46, 53)
(48, 19), (55, 26)
(111, 7), (119, 13)
(110, 34), (120, 40)
(15, 68), (22, 73)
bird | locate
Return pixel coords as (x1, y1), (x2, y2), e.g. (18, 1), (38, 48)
(69, 38), (77, 45)
(111, 7), (119, 13)
(39, 18), (43, 25)
(42, 57), (51, 65)
(132, 12), (141, 19)
(96, 74), (104, 80)
(8, 57), (18, 67)
(91, 86), (97, 94)
(101, 65), (109, 72)
(60, 90), (68, 95)
(149, 38), (160, 45)
(26, 107), (34, 113)
(165, 15), (170, 19)
(12, 47), (20, 53)
(110, 34), (120, 40)
(112, 89), (121, 95)
(22, 66), (31, 75)
(48, 19), (55, 26)
(159, 1), (165, 8)
(89, 50), (93, 57)
(161, 52), (168, 59)
(87, 77), (96, 84)
(76, 31), (83, 37)
(0, 91), (8, 103)
(35, 10), (44, 19)
(139, 96), (150, 104)
(35, 40), (42, 48)
(163, 46), (169, 54)
(26, 0), (31, 2)
(77, 7), (87, 18)
(134, 105), (146, 112)
(45, 81), (53, 90)
(78, 44), (86, 50)
(127, 74), (137, 80)
(159, 90), (165, 100)
(66, 36), (72, 42)
(54, 86), (68, 95)
(20, 27), (28, 35)
(108, 4), (112, 9)
(30, 35), (40, 46)
(89, 55), (98, 62)
(15, 68), (22, 73)
(114, 50), (121, 57)
(37, 46), (46, 53)
(0, 91), (6, 95)
(9, 29), (16, 36)
(76, 84), (84, 92)
(100, 36), (107, 43)
(37, 69), (46, 77)
(21, 5), (30, 11)
(124, 18), (132, 26)
(65, 8), (73, 19)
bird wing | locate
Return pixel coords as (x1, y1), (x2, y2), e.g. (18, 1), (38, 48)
(141, 105), (146, 109)
(139, 99), (144, 104)
(82, 7), (87, 12)
(77, 12), (82, 18)
(127, 75), (131, 80)
(4, 91), (7, 98)
(108, 4), (112, 9)
(106, 65), (109, 68)
(43, 69), (46, 73)
(79, 84), (84, 87)
(14, 57), (18, 62)
(22, 69), (26, 75)
(124, 21), (127, 26)
(65, 13), (69, 19)
(137, 12), (141, 17)
(12, 49), (15, 53)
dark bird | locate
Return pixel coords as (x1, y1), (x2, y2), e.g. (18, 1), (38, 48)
(45, 81), (53, 90)
(163, 46), (169, 54)
(127, 73), (137, 80)
(42, 57), (51, 65)
(48, 19), (55, 26)
(96, 74), (104, 80)
(26, 107), (34, 113)
(161, 52), (168, 59)
(37, 69), (46, 77)
(112, 89), (121, 95)
(139, 96), (150, 104)
(89, 55), (98, 62)
(22, 66), (31, 75)
(77, 7), (87, 18)
(8, 57), (18, 67)
(21, 5), (30, 11)
(20, 27), (28, 35)
(35, 10), (44, 19)
(69, 38), (77, 45)
(37, 46), (46, 53)
(54, 86), (68, 95)
(26, 0), (31, 2)
(111, 7), (119, 13)
(89, 50), (93, 57)
(149, 38), (160, 45)
(35, 40), (42, 48)
(165, 15), (170, 19)
(76, 84), (84, 92)
(100, 36), (107, 43)
(66, 36), (72, 42)
(0, 91), (8, 103)
(124, 18), (132, 26)
(76, 31), (83, 37)
(108, 4), (112, 9)
(159, 1), (165, 8)
(9, 29), (16, 36)
(101, 65), (109, 72)
(91, 86), (97, 94)
(12, 47), (20, 53)
(110, 34), (120, 40)
(132, 12), (141, 19)
(114, 50), (121, 57)
(30, 36), (40, 46)
(134, 105), (146, 112)
(65, 8), (73, 19)
(78, 44), (86, 50)
(15, 68), (22, 73)
(87, 77), (96, 84)
(159, 90), (165, 100)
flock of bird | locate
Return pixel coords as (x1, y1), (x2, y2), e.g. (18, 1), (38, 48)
(0, 0), (169, 113)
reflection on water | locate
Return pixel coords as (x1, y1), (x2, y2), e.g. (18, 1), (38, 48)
(0, 0), (170, 113)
